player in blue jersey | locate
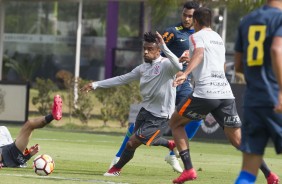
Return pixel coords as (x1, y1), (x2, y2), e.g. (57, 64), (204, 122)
(107, 1), (202, 174)
(234, 0), (282, 184)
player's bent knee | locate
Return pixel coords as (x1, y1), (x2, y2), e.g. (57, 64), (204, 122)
(126, 137), (141, 150)
(169, 114), (190, 130)
(230, 138), (241, 148)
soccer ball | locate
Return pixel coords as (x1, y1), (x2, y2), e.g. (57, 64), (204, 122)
(33, 154), (55, 176)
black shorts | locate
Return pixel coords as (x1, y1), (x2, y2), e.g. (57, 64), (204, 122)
(1, 143), (29, 167)
(177, 95), (241, 128)
(134, 108), (169, 145)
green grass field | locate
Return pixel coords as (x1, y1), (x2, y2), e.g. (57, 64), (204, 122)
(0, 126), (281, 184)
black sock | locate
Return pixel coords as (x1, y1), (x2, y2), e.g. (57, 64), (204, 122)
(179, 149), (193, 170)
(45, 114), (54, 124)
(260, 160), (270, 178)
(151, 137), (169, 147)
(115, 148), (135, 169)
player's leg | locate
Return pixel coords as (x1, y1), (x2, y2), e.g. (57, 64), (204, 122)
(105, 108), (175, 176)
(14, 95), (62, 153)
(164, 88), (201, 173)
(104, 133), (142, 176)
(235, 153), (262, 184)
(176, 81), (202, 140)
(105, 108), (147, 176)
(172, 97), (225, 183)
(169, 112), (197, 182)
(220, 103), (279, 184)
(165, 116), (202, 173)
(224, 127), (279, 183)
(149, 116), (183, 173)
(108, 123), (134, 168)
(175, 83), (202, 141)
(185, 120), (202, 140)
(116, 123), (134, 157)
(152, 135), (183, 173)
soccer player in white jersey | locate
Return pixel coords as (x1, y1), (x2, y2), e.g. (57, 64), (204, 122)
(0, 95), (62, 168)
(81, 32), (182, 177)
(167, 7), (277, 184)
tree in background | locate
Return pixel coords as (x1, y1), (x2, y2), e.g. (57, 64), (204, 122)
(95, 81), (141, 127)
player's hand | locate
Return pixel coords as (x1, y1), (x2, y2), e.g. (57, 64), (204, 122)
(155, 31), (165, 45)
(173, 73), (187, 87)
(179, 50), (190, 63)
(274, 91), (282, 113)
(29, 144), (40, 157)
(80, 82), (94, 93)
(176, 71), (184, 78)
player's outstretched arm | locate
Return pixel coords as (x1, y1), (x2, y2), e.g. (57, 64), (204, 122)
(156, 31), (182, 71)
(155, 31), (165, 45)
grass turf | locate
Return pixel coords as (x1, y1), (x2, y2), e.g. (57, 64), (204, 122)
(0, 126), (281, 184)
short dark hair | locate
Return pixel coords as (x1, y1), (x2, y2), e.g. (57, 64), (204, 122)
(183, 1), (199, 10)
(193, 7), (212, 27)
(143, 32), (157, 43)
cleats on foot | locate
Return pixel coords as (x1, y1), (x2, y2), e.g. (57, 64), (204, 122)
(267, 172), (279, 184)
(104, 166), (121, 177)
(165, 154), (183, 173)
(52, 94), (62, 120)
(108, 156), (120, 169)
(173, 168), (197, 184)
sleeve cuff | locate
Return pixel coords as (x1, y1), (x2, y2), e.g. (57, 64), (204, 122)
(91, 82), (98, 90)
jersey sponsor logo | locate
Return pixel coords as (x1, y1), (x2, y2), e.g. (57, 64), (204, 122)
(175, 26), (183, 31)
(224, 115), (241, 125)
(201, 113), (220, 134)
(186, 111), (206, 120)
(180, 39), (187, 42)
(210, 40), (223, 45)
(211, 71), (225, 79)
(206, 90), (232, 94)
(209, 82), (228, 86)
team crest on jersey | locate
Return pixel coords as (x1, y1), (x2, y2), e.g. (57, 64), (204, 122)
(201, 113), (220, 134)
(153, 64), (161, 75)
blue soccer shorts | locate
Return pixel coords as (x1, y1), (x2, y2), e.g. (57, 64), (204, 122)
(240, 107), (282, 155)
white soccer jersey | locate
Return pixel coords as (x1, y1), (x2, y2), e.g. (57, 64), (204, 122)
(92, 44), (182, 118)
(189, 28), (234, 99)
(0, 126), (13, 147)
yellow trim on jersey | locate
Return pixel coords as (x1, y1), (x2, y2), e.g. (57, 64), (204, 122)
(175, 26), (183, 31)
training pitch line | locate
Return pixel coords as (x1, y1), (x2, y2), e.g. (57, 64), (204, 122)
(0, 173), (129, 184)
